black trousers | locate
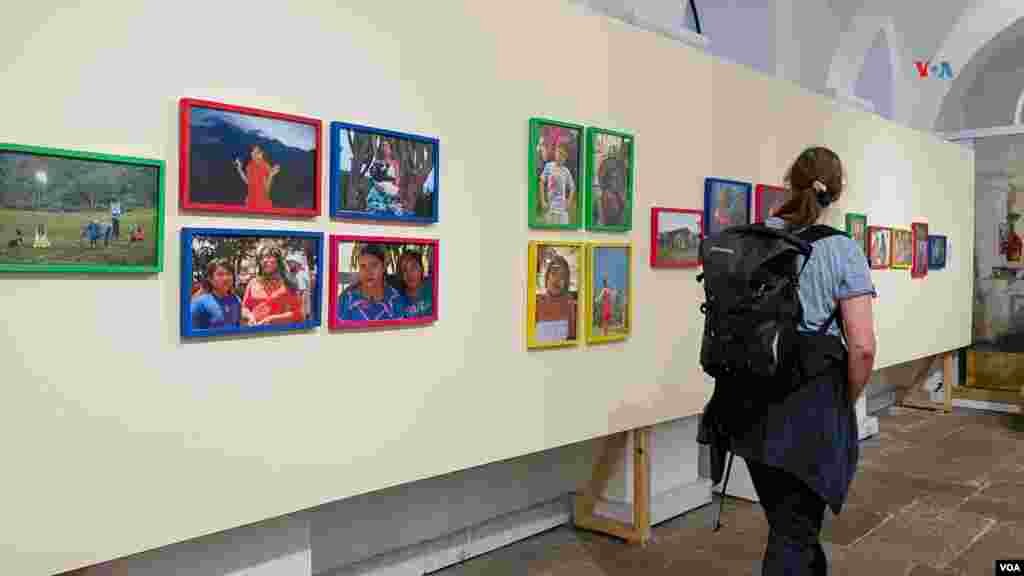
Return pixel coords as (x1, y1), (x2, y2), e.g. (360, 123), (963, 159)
(746, 459), (828, 576)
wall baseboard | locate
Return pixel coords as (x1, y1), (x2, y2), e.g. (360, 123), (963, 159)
(320, 499), (569, 576)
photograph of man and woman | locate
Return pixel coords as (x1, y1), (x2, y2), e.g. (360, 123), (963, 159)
(332, 123), (438, 222)
(528, 242), (580, 347)
(181, 99), (320, 215)
(530, 120), (582, 228)
(185, 232), (321, 336)
(331, 237), (438, 327)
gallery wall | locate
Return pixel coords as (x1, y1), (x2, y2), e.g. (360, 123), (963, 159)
(0, 1), (973, 574)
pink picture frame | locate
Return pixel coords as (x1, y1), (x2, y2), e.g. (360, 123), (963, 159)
(650, 207), (702, 268)
(328, 234), (439, 330)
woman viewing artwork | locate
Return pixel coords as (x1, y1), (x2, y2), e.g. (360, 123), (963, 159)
(698, 147), (877, 576)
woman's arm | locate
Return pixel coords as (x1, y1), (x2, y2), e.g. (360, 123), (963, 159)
(234, 159), (248, 183)
(840, 294), (876, 403)
(240, 282), (256, 324)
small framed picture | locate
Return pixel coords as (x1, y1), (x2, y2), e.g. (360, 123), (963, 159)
(845, 213), (868, 256)
(527, 241), (583, 349)
(891, 228), (913, 269)
(911, 222), (929, 278)
(754, 184), (787, 223)
(928, 234), (947, 270)
(181, 228), (323, 338)
(0, 143), (164, 274)
(528, 118), (583, 230)
(650, 208), (702, 268)
(704, 178), (751, 236)
(586, 242), (632, 344)
(179, 98), (322, 217)
(329, 122), (439, 224)
(329, 235), (439, 330)
(585, 128), (634, 232)
(867, 226), (892, 270)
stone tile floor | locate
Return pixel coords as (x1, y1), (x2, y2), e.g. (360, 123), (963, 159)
(437, 407), (1024, 575)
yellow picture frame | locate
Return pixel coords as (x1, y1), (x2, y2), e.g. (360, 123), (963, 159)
(527, 240), (585, 349)
(891, 228), (913, 269)
(585, 241), (633, 344)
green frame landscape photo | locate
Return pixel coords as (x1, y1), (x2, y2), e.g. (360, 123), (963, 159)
(584, 127), (634, 232)
(0, 143), (164, 273)
(528, 117), (584, 230)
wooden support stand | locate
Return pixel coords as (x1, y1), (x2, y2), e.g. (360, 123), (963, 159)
(572, 427), (651, 545)
(897, 351), (954, 413)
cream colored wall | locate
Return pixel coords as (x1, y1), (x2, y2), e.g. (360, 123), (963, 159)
(0, 1), (972, 574)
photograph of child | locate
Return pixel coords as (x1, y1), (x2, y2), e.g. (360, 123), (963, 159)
(705, 179), (751, 236)
(186, 234), (320, 335)
(846, 213), (868, 255)
(590, 245), (630, 340)
(589, 131), (633, 229)
(333, 239), (437, 326)
(893, 229), (913, 268)
(532, 244), (579, 344)
(755, 185), (788, 223)
(183, 101), (319, 213)
(533, 122), (581, 227)
(333, 124), (438, 222)
(869, 227), (891, 268)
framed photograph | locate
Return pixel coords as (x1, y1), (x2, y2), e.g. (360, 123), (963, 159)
(528, 118), (583, 230)
(867, 226), (892, 270)
(0, 143), (163, 274)
(911, 222), (929, 278)
(179, 98), (321, 216)
(329, 122), (439, 224)
(704, 178), (751, 236)
(585, 128), (634, 232)
(845, 212), (868, 255)
(892, 228), (913, 269)
(585, 242), (632, 344)
(329, 235), (439, 330)
(181, 228), (323, 338)
(754, 184), (787, 223)
(527, 241), (583, 349)
(650, 207), (702, 268)
(928, 235), (947, 270)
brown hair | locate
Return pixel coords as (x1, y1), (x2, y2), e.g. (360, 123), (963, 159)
(203, 258), (235, 291)
(774, 146), (844, 228)
(545, 254), (571, 295)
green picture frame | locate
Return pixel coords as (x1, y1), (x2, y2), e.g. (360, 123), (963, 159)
(845, 212), (868, 255)
(528, 118), (584, 230)
(0, 142), (165, 274)
(585, 127), (634, 232)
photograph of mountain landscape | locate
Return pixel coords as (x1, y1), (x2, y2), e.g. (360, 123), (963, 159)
(180, 98), (321, 216)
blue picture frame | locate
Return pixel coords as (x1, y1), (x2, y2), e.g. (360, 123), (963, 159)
(329, 121), (440, 224)
(704, 177), (752, 237)
(928, 234), (947, 270)
(180, 227), (323, 339)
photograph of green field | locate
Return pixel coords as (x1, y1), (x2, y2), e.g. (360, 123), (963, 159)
(0, 145), (162, 272)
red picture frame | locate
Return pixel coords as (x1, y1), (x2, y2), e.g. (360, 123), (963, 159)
(650, 207), (703, 268)
(179, 98), (322, 217)
(911, 221), (929, 279)
(328, 234), (439, 330)
(867, 226), (892, 270)
(754, 184), (787, 223)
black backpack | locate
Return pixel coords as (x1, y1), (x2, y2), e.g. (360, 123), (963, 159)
(696, 223), (846, 386)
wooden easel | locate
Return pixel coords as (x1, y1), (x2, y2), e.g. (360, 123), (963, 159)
(897, 352), (954, 413)
(572, 427), (651, 545)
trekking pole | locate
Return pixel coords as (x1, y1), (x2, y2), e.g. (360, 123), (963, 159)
(713, 452), (735, 532)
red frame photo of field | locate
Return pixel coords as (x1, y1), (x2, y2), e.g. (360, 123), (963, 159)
(179, 98), (322, 217)
(328, 235), (439, 330)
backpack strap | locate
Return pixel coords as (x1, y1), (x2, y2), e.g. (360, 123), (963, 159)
(794, 225), (848, 340)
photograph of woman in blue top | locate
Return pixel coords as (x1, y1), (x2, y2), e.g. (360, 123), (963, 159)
(398, 250), (433, 318)
(190, 258), (242, 330)
(337, 243), (406, 321)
